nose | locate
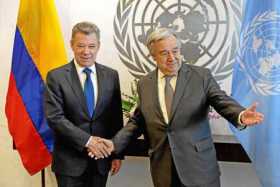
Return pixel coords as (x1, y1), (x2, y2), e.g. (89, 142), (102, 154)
(82, 46), (90, 54)
(167, 51), (175, 61)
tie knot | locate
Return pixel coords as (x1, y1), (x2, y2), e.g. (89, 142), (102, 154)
(165, 75), (173, 83)
(83, 68), (92, 76)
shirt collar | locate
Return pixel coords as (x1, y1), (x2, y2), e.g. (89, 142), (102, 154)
(158, 69), (166, 80)
(74, 59), (96, 75)
(157, 69), (178, 79)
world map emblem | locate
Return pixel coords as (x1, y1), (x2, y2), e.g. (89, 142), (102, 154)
(114, 0), (242, 81)
(238, 11), (280, 95)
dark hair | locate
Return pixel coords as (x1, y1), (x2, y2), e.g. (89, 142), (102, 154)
(71, 21), (100, 41)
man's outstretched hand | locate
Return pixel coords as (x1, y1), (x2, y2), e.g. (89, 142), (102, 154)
(240, 102), (264, 126)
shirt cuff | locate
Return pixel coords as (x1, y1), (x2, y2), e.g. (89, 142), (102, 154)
(237, 111), (247, 130)
(85, 136), (92, 147)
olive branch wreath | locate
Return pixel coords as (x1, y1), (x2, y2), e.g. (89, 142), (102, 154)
(113, 0), (150, 80)
(206, 0), (242, 82)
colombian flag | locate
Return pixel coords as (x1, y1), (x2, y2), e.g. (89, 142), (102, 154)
(5, 0), (67, 175)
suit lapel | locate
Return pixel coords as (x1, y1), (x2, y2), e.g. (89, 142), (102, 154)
(148, 70), (166, 124)
(169, 64), (191, 123)
(65, 61), (89, 115)
(93, 63), (106, 120)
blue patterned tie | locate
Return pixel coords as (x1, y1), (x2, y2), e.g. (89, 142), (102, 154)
(83, 68), (95, 117)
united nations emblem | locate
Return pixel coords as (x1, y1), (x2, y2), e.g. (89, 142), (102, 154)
(238, 11), (280, 95)
(114, 0), (242, 81)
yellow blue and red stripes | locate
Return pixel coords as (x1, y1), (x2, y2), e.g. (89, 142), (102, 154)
(5, 0), (67, 175)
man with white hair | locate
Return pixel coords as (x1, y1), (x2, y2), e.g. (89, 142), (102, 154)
(95, 28), (264, 187)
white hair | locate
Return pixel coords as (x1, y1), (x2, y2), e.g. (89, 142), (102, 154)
(146, 28), (181, 54)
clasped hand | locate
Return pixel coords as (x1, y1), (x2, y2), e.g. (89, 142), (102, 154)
(87, 136), (114, 159)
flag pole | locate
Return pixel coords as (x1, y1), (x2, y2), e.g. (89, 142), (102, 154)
(41, 169), (45, 187)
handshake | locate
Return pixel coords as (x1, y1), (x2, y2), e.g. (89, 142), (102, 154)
(86, 136), (115, 159)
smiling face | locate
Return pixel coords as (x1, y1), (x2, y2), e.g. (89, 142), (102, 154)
(151, 35), (182, 75)
(71, 32), (100, 67)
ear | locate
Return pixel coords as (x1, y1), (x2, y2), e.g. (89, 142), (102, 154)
(70, 40), (74, 50)
(151, 53), (156, 61)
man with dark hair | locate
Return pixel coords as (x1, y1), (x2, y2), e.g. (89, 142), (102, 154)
(44, 21), (123, 187)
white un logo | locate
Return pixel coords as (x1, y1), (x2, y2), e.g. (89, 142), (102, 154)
(238, 11), (280, 95)
(114, 0), (242, 82)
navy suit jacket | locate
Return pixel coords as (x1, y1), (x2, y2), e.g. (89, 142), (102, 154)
(44, 61), (123, 176)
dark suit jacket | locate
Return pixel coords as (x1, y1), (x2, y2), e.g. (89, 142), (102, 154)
(113, 64), (245, 187)
(44, 61), (123, 176)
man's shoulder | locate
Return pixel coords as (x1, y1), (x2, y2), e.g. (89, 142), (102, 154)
(182, 63), (210, 77)
(138, 69), (156, 83)
(48, 62), (72, 75)
(96, 63), (118, 75)
(182, 63), (209, 72)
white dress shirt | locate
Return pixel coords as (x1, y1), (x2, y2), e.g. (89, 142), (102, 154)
(157, 70), (178, 124)
(74, 60), (98, 107)
(74, 60), (99, 147)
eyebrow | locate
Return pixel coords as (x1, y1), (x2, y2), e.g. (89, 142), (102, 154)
(159, 47), (180, 53)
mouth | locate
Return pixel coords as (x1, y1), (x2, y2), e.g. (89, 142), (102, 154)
(166, 62), (177, 67)
(80, 57), (92, 61)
